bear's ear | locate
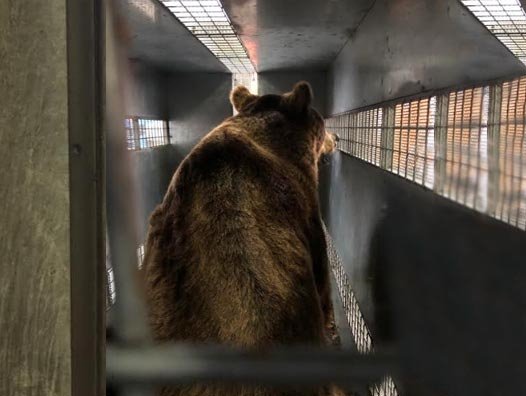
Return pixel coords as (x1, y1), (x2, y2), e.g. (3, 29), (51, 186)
(283, 81), (313, 113)
(230, 85), (258, 112)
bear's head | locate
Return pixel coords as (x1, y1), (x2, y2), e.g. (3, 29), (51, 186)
(229, 82), (338, 163)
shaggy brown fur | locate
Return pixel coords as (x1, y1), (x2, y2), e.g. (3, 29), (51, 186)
(143, 82), (339, 396)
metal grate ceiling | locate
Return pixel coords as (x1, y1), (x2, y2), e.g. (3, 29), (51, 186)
(461, 0), (526, 64)
(159, 0), (255, 74)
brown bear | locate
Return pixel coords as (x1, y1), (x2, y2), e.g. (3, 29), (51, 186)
(143, 82), (339, 396)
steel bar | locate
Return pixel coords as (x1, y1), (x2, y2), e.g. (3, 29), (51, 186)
(107, 344), (396, 388)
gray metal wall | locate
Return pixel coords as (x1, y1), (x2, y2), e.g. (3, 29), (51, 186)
(129, 69), (232, 239)
(320, 156), (378, 329)
(319, 1), (526, 392)
(132, 145), (182, 239)
(120, 0), (228, 73)
(326, 0), (525, 115)
(127, 60), (167, 119)
(322, 154), (526, 395)
(165, 72), (233, 154)
(321, 0), (526, 330)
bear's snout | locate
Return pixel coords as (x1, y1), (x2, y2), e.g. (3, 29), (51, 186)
(322, 131), (338, 155)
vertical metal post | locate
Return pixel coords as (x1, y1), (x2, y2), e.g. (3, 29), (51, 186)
(380, 106), (395, 171)
(67, 0), (106, 394)
(487, 84), (502, 216)
(132, 117), (141, 150)
(434, 95), (449, 194)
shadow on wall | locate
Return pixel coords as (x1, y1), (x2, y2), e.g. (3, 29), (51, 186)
(165, 72), (233, 154)
(131, 144), (184, 239)
(127, 59), (166, 119)
(320, 151), (526, 396)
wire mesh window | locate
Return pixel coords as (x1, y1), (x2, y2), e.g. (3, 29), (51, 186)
(106, 244), (116, 309)
(391, 98), (436, 188)
(125, 117), (169, 150)
(326, 75), (526, 231)
(324, 226), (398, 396)
(441, 87), (489, 211)
(137, 243), (145, 269)
(106, 243), (146, 310)
(495, 77), (526, 228)
(327, 108), (383, 166)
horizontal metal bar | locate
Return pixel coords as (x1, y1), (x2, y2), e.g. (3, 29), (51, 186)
(107, 344), (396, 388)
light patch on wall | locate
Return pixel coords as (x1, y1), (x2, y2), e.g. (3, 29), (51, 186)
(137, 244), (145, 269)
(160, 0), (257, 83)
(130, 0), (157, 22)
(461, 0), (526, 64)
(233, 73), (258, 94)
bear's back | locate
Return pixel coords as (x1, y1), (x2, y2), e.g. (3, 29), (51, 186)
(144, 127), (325, 347)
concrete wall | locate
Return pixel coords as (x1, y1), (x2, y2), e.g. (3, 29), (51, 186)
(0, 1), (95, 395)
(258, 70), (327, 116)
(0, 1), (71, 394)
(326, 0), (525, 115)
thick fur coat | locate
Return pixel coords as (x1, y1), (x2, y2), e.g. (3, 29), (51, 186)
(143, 82), (339, 396)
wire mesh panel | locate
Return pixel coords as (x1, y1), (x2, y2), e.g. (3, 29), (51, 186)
(137, 244), (145, 269)
(324, 226), (398, 396)
(106, 241), (116, 309)
(125, 117), (169, 150)
(495, 77), (526, 228)
(328, 247), (373, 354)
(106, 243), (146, 310)
(327, 108), (383, 166)
(326, 75), (526, 231)
(124, 117), (137, 150)
(325, 116), (344, 152)
(391, 98), (436, 188)
(442, 87), (489, 211)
